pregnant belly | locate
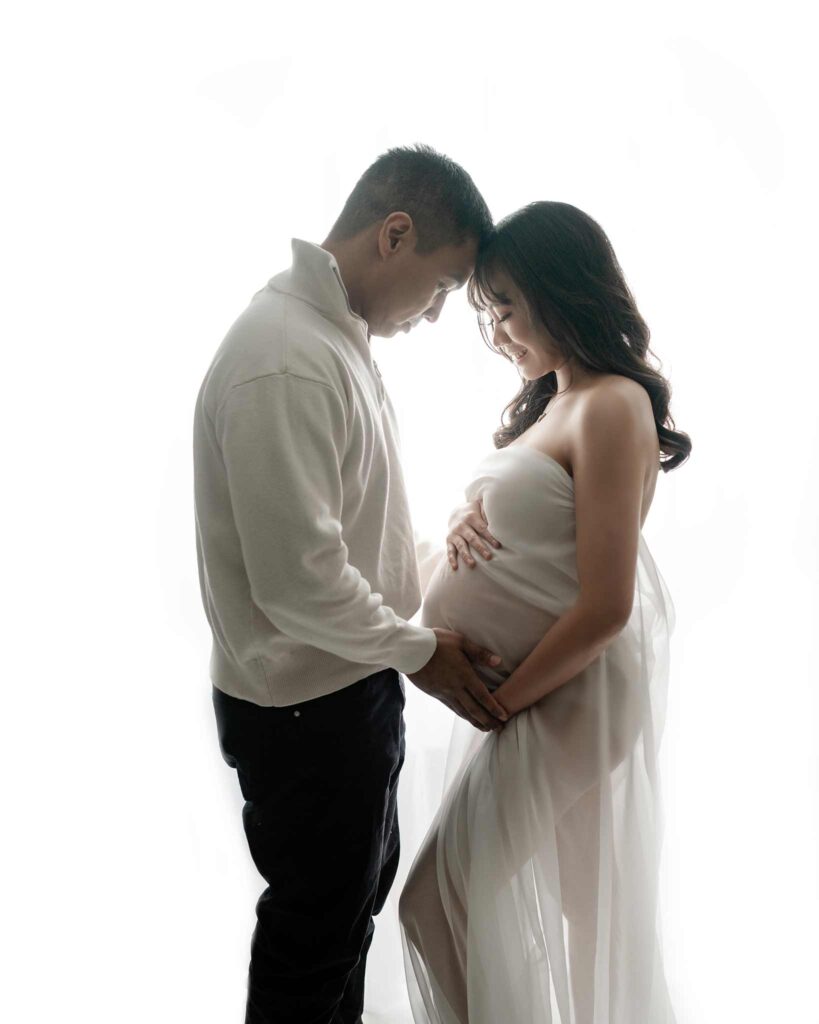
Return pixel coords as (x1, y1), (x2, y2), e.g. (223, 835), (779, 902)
(421, 554), (560, 691)
(421, 553), (645, 782)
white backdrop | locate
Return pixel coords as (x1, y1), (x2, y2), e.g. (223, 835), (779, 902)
(3, 1), (818, 1022)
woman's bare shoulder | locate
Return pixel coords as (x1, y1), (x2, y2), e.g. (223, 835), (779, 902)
(573, 375), (660, 489)
(576, 373), (652, 421)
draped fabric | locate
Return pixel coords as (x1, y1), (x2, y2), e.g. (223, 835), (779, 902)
(398, 446), (677, 1024)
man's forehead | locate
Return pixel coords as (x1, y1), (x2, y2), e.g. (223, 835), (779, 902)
(443, 240), (479, 287)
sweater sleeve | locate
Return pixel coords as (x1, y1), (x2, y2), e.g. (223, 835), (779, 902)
(215, 371), (438, 674)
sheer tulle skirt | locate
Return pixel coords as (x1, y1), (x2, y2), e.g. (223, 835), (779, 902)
(399, 536), (677, 1024)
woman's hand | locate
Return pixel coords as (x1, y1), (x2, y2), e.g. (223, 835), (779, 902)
(446, 498), (501, 570)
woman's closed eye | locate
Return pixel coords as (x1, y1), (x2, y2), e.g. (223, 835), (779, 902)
(480, 312), (512, 328)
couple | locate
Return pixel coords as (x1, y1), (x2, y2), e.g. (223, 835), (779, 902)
(193, 143), (690, 1024)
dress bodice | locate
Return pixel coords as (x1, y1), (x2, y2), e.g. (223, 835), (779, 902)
(457, 445), (580, 613)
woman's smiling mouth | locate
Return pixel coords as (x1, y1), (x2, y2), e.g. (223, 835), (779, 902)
(505, 347), (528, 362)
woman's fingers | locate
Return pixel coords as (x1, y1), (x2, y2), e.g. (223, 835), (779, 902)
(469, 510), (502, 550)
(448, 536), (475, 569)
(461, 526), (495, 560)
(445, 500), (501, 569)
(477, 497), (488, 524)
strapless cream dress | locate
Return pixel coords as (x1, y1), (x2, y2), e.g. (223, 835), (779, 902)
(399, 445), (677, 1024)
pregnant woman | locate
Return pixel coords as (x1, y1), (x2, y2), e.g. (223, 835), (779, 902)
(399, 201), (691, 1024)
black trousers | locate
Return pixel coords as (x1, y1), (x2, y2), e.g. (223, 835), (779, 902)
(212, 668), (407, 1024)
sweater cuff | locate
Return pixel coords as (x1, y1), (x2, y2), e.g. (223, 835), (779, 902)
(389, 623), (438, 675)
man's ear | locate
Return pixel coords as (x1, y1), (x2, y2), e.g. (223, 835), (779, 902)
(380, 212), (415, 255)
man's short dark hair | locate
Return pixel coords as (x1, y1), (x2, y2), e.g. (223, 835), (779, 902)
(326, 143), (493, 255)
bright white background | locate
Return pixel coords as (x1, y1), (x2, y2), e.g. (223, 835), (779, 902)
(2, 1), (817, 1021)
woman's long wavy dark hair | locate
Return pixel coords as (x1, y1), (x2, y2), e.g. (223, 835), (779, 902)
(468, 202), (691, 471)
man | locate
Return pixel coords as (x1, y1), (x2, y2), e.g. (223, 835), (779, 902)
(193, 143), (509, 1024)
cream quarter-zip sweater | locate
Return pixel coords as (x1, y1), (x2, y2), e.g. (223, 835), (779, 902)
(193, 239), (438, 706)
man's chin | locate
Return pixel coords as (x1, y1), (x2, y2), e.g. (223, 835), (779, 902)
(372, 322), (408, 339)
(376, 321), (405, 337)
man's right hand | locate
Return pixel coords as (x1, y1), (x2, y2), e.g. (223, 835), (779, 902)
(407, 628), (510, 732)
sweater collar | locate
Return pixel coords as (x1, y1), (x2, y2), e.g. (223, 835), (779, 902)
(279, 238), (370, 340)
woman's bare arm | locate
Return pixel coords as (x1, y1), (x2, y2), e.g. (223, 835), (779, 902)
(492, 384), (649, 715)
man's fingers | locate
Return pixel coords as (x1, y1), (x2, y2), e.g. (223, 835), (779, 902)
(441, 693), (488, 731)
(464, 678), (510, 723)
(461, 638), (502, 669)
(440, 694), (483, 730)
(439, 696), (462, 719)
(434, 679), (503, 732)
(457, 690), (503, 731)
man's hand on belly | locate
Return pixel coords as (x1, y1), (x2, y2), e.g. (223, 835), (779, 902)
(407, 628), (510, 733)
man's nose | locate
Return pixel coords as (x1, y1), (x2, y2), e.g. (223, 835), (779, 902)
(424, 292), (448, 324)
